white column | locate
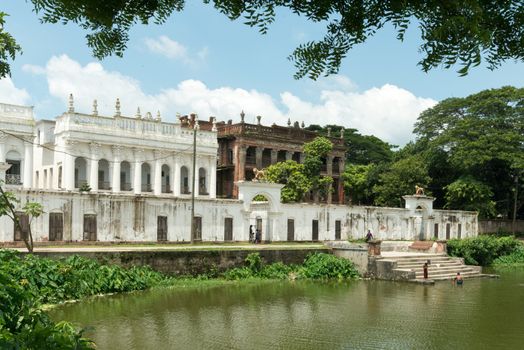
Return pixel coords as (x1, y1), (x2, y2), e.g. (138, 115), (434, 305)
(64, 152), (75, 191)
(173, 156), (181, 196)
(0, 134), (6, 163)
(133, 160), (142, 195)
(153, 156), (162, 195)
(111, 146), (121, 193)
(193, 158), (199, 197)
(89, 158), (98, 191)
(209, 156), (216, 199)
(23, 139), (33, 189)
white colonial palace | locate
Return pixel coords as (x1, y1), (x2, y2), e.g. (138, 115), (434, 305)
(0, 100), (478, 244)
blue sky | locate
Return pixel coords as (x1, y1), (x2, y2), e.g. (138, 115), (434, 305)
(1, 1), (523, 145)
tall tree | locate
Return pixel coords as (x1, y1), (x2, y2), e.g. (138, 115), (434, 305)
(413, 86), (524, 218)
(3, 1), (524, 78)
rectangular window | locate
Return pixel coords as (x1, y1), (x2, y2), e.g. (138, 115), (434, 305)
(434, 223), (439, 239)
(157, 216), (168, 241)
(335, 220), (341, 240)
(312, 220), (319, 241)
(458, 224), (462, 239)
(49, 213), (64, 241)
(83, 214), (97, 241)
(446, 223), (451, 240)
(224, 217), (233, 241)
(14, 212), (29, 241)
(287, 219), (295, 241)
(193, 216), (202, 241)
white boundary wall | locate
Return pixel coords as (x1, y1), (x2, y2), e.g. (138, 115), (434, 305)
(0, 184), (478, 243)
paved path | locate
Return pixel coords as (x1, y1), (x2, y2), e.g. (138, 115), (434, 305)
(12, 243), (326, 253)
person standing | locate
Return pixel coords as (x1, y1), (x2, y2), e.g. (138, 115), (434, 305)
(454, 272), (464, 286)
(249, 225), (255, 243)
(365, 230), (374, 242)
(255, 228), (261, 244)
(423, 262), (429, 279)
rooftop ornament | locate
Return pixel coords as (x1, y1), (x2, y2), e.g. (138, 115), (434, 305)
(287, 118), (291, 127)
(115, 98), (121, 117)
(92, 99), (98, 116)
(135, 107), (142, 119)
(327, 127), (332, 137)
(340, 128), (345, 139)
(301, 121), (305, 128)
(240, 110), (245, 123)
(212, 117), (217, 132)
(257, 115), (261, 125)
(156, 110), (161, 121)
(68, 93), (74, 113)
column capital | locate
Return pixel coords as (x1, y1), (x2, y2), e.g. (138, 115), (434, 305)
(89, 142), (101, 155)
(112, 145), (123, 158)
(133, 148), (144, 161)
(0, 133), (8, 143)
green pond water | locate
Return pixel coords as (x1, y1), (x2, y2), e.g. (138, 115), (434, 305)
(50, 270), (524, 350)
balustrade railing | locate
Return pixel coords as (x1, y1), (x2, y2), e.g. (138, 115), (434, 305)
(181, 186), (191, 195)
(141, 184), (152, 192)
(161, 185), (171, 193)
(121, 183), (132, 191)
(5, 174), (21, 185)
(98, 181), (111, 190)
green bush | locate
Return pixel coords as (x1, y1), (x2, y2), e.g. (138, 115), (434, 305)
(447, 235), (522, 266)
(0, 271), (94, 349)
(493, 246), (524, 267)
(259, 262), (294, 279)
(298, 253), (359, 280)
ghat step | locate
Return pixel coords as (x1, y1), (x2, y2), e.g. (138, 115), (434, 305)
(381, 253), (483, 281)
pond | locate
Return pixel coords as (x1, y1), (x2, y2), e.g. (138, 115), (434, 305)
(50, 270), (524, 349)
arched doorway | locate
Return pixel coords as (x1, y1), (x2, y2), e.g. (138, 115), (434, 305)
(249, 194), (270, 243)
(181, 166), (189, 194)
(74, 157), (87, 189)
(161, 164), (171, 193)
(120, 161), (132, 191)
(141, 163), (152, 192)
(98, 159), (110, 190)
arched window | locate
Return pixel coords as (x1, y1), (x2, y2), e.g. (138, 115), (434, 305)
(98, 159), (110, 190)
(120, 161), (131, 191)
(6, 150), (22, 185)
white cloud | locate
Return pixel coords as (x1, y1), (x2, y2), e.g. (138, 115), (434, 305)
(27, 55), (436, 145)
(0, 78), (30, 105)
(144, 36), (208, 66)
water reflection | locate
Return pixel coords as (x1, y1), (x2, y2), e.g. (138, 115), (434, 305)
(50, 272), (524, 350)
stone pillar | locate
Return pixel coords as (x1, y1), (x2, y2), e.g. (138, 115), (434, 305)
(299, 152), (305, 164)
(173, 156), (181, 196)
(255, 147), (263, 169)
(23, 138), (33, 189)
(89, 143), (99, 191)
(368, 240), (382, 256)
(326, 155), (333, 204)
(209, 156), (217, 199)
(237, 146), (246, 180)
(63, 143), (75, 191)
(285, 151), (293, 161)
(270, 149), (278, 165)
(133, 149), (143, 195)
(0, 133), (7, 163)
(111, 146), (121, 193)
(153, 153), (162, 195)
(338, 158), (345, 203)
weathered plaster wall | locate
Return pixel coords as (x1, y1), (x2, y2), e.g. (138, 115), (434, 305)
(0, 189), (478, 243)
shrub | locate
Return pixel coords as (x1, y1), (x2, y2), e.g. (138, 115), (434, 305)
(298, 253), (359, 280)
(259, 262), (294, 279)
(447, 235), (522, 266)
(493, 246), (524, 267)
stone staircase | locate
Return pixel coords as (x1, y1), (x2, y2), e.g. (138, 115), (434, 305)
(385, 253), (482, 281)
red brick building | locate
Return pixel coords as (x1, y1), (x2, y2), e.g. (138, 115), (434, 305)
(215, 114), (346, 203)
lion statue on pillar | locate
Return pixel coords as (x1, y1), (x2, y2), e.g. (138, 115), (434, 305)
(415, 185), (425, 196)
(253, 167), (265, 182)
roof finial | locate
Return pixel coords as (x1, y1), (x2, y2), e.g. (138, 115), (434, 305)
(287, 118), (291, 127)
(212, 116), (217, 132)
(92, 99), (98, 116)
(146, 112), (152, 120)
(240, 110), (245, 123)
(115, 98), (121, 117)
(68, 93), (74, 113)
(340, 127), (345, 139)
(194, 115), (200, 130)
(156, 110), (161, 121)
(135, 107), (142, 119)
(301, 121), (305, 128)
(327, 127), (332, 137)
(256, 115), (261, 125)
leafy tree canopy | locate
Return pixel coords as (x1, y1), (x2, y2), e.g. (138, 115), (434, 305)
(3, 1), (524, 78)
(342, 163), (375, 205)
(264, 160), (311, 203)
(306, 124), (394, 164)
(372, 155), (431, 207)
(444, 176), (496, 218)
